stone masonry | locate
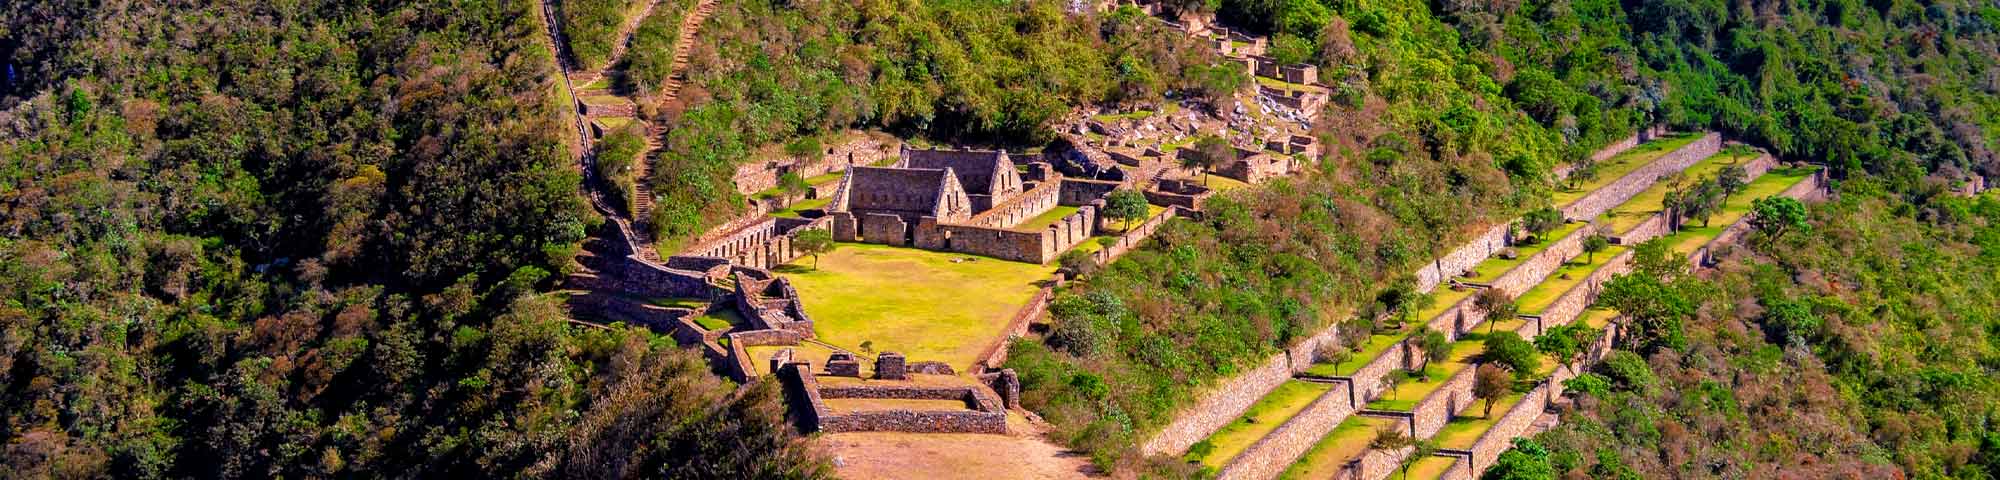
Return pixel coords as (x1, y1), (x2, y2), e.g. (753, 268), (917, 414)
(1214, 381), (1357, 480)
(1560, 132), (1721, 221)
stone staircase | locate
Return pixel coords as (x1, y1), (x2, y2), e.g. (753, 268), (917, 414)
(654, 0), (716, 105)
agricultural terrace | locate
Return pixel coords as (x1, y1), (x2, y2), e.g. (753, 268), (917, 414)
(780, 243), (1056, 371)
(1190, 380), (1334, 467)
(1280, 415), (1402, 479)
(1465, 222), (1585, 283)
(1660, 167), (1819, 255)
(1367, 338), (1482, 411)
(1515, 244), (1630, 315)
(1551, 133), (1704, 207)
(1596, 149), (1762, 235)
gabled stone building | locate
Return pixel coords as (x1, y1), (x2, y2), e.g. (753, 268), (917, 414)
(823, 147), (1103, 264)
(825, 166), (975, 246)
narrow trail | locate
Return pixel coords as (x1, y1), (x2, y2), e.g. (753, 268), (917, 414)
(533, 0), (718, 265)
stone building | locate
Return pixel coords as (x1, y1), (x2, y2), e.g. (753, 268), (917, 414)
(823, 147), (1105, 264)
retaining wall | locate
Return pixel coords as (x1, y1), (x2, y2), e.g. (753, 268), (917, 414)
(813, 385), (1009, 434)
(1215, 381), (1358, 480)
(1408, 364), (1479, 439)
(1140, 346), (1299, 455)
(974, 286), (1055, 372)
(1413, 223), (1510, 293)
(1091, 205), (1180, 266)
(1522, 250), (1632, 340)
(1560, 132), (1720, 221)
(1690, 169), (1825, 266)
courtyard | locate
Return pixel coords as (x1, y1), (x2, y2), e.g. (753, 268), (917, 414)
(779, 242), (1057, 371)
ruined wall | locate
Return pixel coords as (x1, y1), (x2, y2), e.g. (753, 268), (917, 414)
(1214, 381), (1357, 480)
(732, 133), (898, 195)
(936, 224), (1052, 264)
(1413, 223), (1510, 293)
(1560, 132), (1721, 221)
(859, 212), (910, 246)
(1091, 206), (1180, 266)
(1690, 169), (1826, 266)
(964, 178), (1062, 229)
(813, 385), (1009, 434)
(1061, 178), (1123, 206)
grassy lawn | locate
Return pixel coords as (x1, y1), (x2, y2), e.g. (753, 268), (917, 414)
(769, 197), (831, 218)
(1280, 415), (1401, 480)
(1202, 174), (1253, 192)
(1013, 205), (1081, 232)
(1092, 109), (1155, 123)
(1307, 332), (1404, 377)
(578, 75), (612, 91)
(1194, 380), (1334, 467)
(648, 297), (708, 309)
(1515, 245), (1630, 315)
(1465, 222), (1585, 283)
(1596, 150), (1759, 235)
(779, 243), (1056, 370)
(1101, 204), (1168, 234)
(691, 305), (743, 331)
(1256, 76), (1318, 93)
(596, 116), (634, 132)
(580, 94), (628, 106)
(1396, 455), (1458, 480)
(1433, 390), (1528, 449)
(1552, 133), (1703, 207)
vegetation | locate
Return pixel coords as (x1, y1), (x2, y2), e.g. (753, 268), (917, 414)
(0, 0), (828, 477)
(645, 0), (1236, 245)
(619, 0), (693, 95)
(792, 229), (835, 270)
(1102, 190), (1153, 230)
(561, 0), (642, 70)
(598, 123), (650, 214)
(779, 243), (1055, 370)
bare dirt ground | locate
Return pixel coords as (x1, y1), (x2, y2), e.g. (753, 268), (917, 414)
(816, 414), (1104, 480)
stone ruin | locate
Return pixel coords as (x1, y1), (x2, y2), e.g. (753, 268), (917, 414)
(824, 352), (861, 377)
(873, 351), (907, 380)
(816, 146), (1108, 264)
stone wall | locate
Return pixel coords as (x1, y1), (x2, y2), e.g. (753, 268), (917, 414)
(962, 177), (1062, 229)
(1467, 380), (1556, 472)
(1690, 169), (1826, 266)
(1560, 132), (1720, 221)
(859, 212), (910, 245)
(813, 384), (1010, 434)
(1215, 381), (1357, 480)
(1140, 346), (1298, 456)
(1061, 178), (1124, 205)
(1482, 223), (1587, 297)
(1409, 364), (1479, 439)
(1434, 456), (1474, 480)
(974, 286), (1054, 371)
(936, 224), (1055, 264)
(1349, 445), (1415, 480)
(1091, 206), (1180, 266)
(1344, 341), (1410, 408)
(1413, 223), (1510, 293)
(1521, 249), (1631, 340)
(732, 132), (898, 195)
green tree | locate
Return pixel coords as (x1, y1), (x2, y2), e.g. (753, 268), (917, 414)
(1533, 323), (1594, 376)
(1482, 438), (1556, 480)
(793, 229), (835, 270)
(1179, 135), (1236, 185)
(778, 172), (810, 204)
(1749, 196), (1810, 243)
(1581, 232), (1610, 263)
(1103, 189), (1151, 231)
(1475, 288), (1518, 334)
(1414, 327), (1451, 375)
(1481, 331), (1539, 375)
(1519, 208), (1564, 241)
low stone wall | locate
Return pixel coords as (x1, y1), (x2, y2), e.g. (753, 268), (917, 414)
(1481, 223), (1588, 297)
(1343, 341), (1410, 409)
(1409, 364), (1479, 439)
(937, 223), (1056, 264)
(1413, 223), (1509, 293)
(1216, 381), (1357, 480)
(963, 177), (1062, 229)
(974, 285), (1054, 372)
(1061, 178), (1124, 205)
(1352, 445), (1415, 480)
(1560, 132), (1720, 221)
(814, 384), (1009, 434)
(1091, 205), (1180, 266)
(1140, 346), (1299, 456)
(1521, 249), (1632, 340)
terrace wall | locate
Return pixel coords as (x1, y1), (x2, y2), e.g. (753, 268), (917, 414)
(1140, 347), (1299, 455)
(973, 285), (1055, 372)
(1615, 153), (1775, 243)
(1409, 364), (1480, 439)
(1215, 382), (1358, 480)
(1521, 249), (1633, 340)
(1551, 125), (1665, 179)
(1091, 205), (1180, 266)
(1560, 132), (1720, 221)
(1436, 456), (1474, 480)
(814, 385), (1010, 434)
(1690, 169), (1826, 266)
(1352, 446), (1415, 480)
(1345, 341), (1410, 408)
(1481, 224), (1587, 297)
(1422, 290), (1485, 342)
(1466, 380), (1556, 472)
(1413, 223), (1511, 293)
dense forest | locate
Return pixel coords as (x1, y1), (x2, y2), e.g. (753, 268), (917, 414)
(1007, 0), (2000, 476)
(0, 0), (825, 477)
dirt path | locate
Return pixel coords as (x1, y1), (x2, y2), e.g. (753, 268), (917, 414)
(816, 415), (1102, 480)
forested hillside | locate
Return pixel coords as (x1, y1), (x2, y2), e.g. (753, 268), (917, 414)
(0, 0), (824, 477)
(1007, 0), (2000, 476)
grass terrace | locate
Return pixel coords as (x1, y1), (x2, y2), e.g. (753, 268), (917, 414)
(1579, 308), (1619, 330)
(1515, 245), (1630, 315)
(1101, 204), (1168, 234)
(1306, 332), (1404, 377)
(1414, 286), (1477, 325)
(1366, 340), (1482, 411)
(690, 305), (743, 331)
(769, 197), (831, 218)
(1013, 205), (1081, 232)
(1660, 166), (1819, 254)
(1201, 173), (1253, 192)
(580, 94), (628, 106)
(780, 243), (1056, 371)
(1552, 132), (1703, 207)
(1433, 390), (1529, 449)
(1596, 150), (1760, 235)
(1280, 415), (1402, 479)
(1465, 222), (1586, 283)
(1397, 455), (1458, 480)
(1192, 380), (1335, 467)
